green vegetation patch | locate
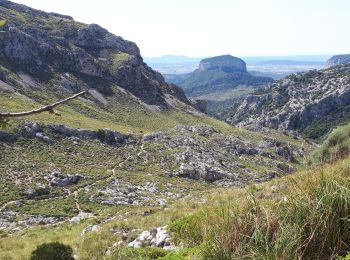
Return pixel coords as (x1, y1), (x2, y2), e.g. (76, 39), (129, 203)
(111, 52), (130, 70)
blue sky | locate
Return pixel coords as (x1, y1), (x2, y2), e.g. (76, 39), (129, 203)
(11, 0), (350, 57)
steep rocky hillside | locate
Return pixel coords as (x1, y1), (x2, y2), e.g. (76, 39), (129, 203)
(326, 54), (350, 67)
(0, 0), (194, 113)
(229, 63), (350, 139)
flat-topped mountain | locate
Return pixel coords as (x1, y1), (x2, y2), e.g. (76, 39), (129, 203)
(167, 54), (272, 97)
(164, 54), (273, 117)
(198, 55), (247, 73)
(229, 63), (350, 139)
(326, 54), (350, 67)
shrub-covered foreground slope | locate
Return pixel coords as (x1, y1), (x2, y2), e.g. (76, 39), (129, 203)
(0, 89), (311, 259)
(0, 124), (348, 259)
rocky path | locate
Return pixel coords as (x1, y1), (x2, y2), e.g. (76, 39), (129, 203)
(68, 138), (145, 219)
(0, 201), (17, 212)
(0, 138), (144, 222)
(74, 191), (82, 213)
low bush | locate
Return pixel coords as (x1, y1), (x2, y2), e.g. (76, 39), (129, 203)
(107, 246), (168, 260)
(30, 242), (74, 260)
(314, 123), (350, 163)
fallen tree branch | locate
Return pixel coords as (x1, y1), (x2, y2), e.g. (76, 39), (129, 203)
(0, 90), (87, 118)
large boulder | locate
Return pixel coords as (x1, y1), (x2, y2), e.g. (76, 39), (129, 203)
(50, 171), (84, 187)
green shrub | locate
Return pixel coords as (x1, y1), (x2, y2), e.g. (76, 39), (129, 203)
(30, 242), (74, 260)
(0, 20), (7, 28)
(158, 247), (200, 259)
(96, 128), (106, 141)
(314, 123), (350, 163)
(168, 213), (204, 247)
(338, 253), (350, 260)
(80, 231), (112, 260)
(108, 247), (168, 260)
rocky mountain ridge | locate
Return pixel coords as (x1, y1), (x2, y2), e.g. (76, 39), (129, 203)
(0, 0), (191, 109)
(229, 63), (350, 138)
(326, 54), (350, 67)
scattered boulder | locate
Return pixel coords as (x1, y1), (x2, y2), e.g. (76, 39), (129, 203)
(97, 179), (159, 206)
(35, 132), (54, 144)
(50, 171), (84, 187)
(0, 131), (17, 142)
(49, 124), (133, 145)
(276, 145), (295, 162)
(143, 132), (169, 142)
(22, 122), (54, 144)
(81, 224), (102, 236)
(70, 212), (94, 223)
(128, 225), (176, 250)
(23, 185), (50, 199)
(24, 122), (42, 137)
(173, 163), (224, 182)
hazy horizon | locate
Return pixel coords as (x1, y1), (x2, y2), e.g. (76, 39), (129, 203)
(9, 0), (350, 57)
(143, 54), (332, 60)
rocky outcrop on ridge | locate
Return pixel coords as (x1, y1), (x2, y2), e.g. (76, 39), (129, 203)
(0, 0), (190, 108)
(326, 54), (350, 67)
(228, 63), (350, 138)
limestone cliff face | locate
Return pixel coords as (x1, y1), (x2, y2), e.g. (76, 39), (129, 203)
(0, 0), (189, 108)
(198, 55), (247, 73)
(326, 54), (350, 67)
(229, 63), (350, 138)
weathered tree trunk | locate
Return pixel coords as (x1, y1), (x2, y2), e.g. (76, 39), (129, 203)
(0, 91), (87, 118)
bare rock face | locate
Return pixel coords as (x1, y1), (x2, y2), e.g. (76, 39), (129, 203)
(228, 64), (350, 138)
(0, 0), (190, 108)
(139, 124), (307, 185)
(199, 55), (247, 73)
(50, 171), (84, 187)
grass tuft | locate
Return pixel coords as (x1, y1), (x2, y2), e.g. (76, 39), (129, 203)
(169, 160), (350, 259)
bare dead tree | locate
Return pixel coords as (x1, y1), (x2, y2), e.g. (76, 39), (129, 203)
(0, 90), (87, 119)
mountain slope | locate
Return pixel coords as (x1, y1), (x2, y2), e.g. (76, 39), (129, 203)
(0, 0), (225, 134)
(165, 55), (273, 118)
(0, 0), (195, 112)
(326, 54), (350, 67)
(229, 63), (350, 139)
(167, 55), (273, 97)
